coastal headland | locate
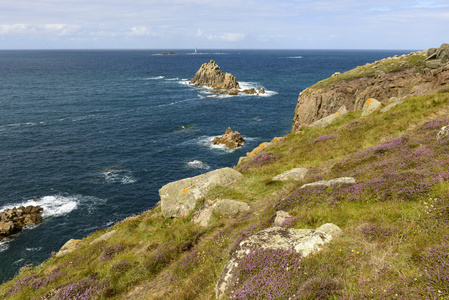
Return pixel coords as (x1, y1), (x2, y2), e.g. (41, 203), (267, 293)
(1, 44), (449, 299)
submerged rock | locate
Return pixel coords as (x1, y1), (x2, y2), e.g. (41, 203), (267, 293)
(159, 168), (243, 218)
(212, 127), (245, 149)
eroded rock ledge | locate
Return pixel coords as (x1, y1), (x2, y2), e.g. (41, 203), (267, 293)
(212, 127), (245, 149)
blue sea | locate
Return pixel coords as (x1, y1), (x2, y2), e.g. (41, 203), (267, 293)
(0, 49), (413, 283)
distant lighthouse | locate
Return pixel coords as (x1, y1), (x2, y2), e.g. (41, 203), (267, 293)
(194, 48), (198, 54)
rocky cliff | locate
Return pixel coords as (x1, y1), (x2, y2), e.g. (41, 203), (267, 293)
(190, 60), (240, 92)
(292, 44), (449, 131)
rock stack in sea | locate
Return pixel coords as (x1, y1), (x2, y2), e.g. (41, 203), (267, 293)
(190, 60), (265, 95)
(0, 205), (44, 240)
(212, 127), (245, 149)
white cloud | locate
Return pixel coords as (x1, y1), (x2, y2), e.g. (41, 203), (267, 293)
(0, 23), (79, 36)
(130, 26), (152, 36)
(197, 29), (245, 42)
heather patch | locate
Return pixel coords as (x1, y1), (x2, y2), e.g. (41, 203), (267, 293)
(276, 186), (327, 211)
(420, 238), (449, 296)
(100, 243), (127, 260)
(110, 260), (132, 277)
(361, 224), (395, 242)
(238, 152), (277, 171)
(232, 248), (304, 299)
(315, 134), (338, 143)
(145, 242), (177, 275)
(51, 276), (106, 300)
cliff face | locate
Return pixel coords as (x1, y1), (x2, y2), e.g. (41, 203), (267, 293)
(292, 52), (449, 131)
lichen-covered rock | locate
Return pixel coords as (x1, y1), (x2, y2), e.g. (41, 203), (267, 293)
(55, 239), (81, 257)
(193, 199), (250, 226)
(272, 168), (308, 181)
(190, 60), (240, 92)
(212, 127), (245, 149)
(216, 223), (343, 298)
(361, 98), (382, 116)
(159, 168), (243, 218)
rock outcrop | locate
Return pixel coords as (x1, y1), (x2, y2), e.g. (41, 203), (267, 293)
(216, 223), (343, 298)
(0, 206), (44, 240)
(159, 168), (243, 218)
(427, 43), (449, 68)
(190, 60), (240, 91)
(190, 60), (265, 95)
(292, 50), (449, 131)
(212, 127), (245, 149)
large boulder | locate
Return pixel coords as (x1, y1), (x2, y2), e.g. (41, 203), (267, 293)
(0, 205), (44, 240)
(361, 98), (382, 116)
(212, 127), (245, 149)
(216, 223), (343, 298)
(190, 60), (240, 91)
(159, 168), (243, 218)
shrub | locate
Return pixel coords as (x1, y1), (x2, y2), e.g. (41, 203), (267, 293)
(233, 248), (304, 299)
(315, 134), (338, 143)
(52, 276), (106, 300)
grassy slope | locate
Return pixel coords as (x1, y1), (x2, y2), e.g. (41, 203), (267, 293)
(2, 52), (449, 300)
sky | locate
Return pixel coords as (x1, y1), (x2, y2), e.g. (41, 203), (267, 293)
(0, 0), (448, 50)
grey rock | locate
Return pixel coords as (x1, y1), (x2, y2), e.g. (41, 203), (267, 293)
(381, 97), (405, 112)
(90, 230), (117, 245)
(437, 126), (449, 141)
(300, 177), (356, 189)
(272, 168), (308, 181)
(426, 60), (442, 69)
(159, 168), (243, 218)
(274, 210), (293, 226)
(193, 199), (250, 226)
(311, 105), (347, 128)
(216, 223), (342, 298)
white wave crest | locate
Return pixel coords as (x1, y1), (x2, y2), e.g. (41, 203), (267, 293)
(144, 76), (164, 80)
(101, 168), (137, 184)
(186, 160), (211, 170)
(0, 240), (9, 253)
(0, 194), (99, 219)
(286, 56), (303, 59)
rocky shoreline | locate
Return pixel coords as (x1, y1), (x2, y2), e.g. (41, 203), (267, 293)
(0, 206), (44, 241)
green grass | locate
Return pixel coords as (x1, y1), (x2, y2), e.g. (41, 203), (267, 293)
(2, 52), (449, 299)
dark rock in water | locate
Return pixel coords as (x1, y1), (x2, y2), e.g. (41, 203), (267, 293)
(0, 205), (43, 240)
(212, 127), (245, 149)
(242, 88), (257, 95)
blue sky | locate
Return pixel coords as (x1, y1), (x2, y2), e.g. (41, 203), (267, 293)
(0, 0), (448, 50)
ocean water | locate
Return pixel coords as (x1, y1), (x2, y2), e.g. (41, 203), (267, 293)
(0, 49), (412, 283)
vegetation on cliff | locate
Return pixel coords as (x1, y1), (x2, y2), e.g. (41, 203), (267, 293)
(2, 49), (449, 299)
